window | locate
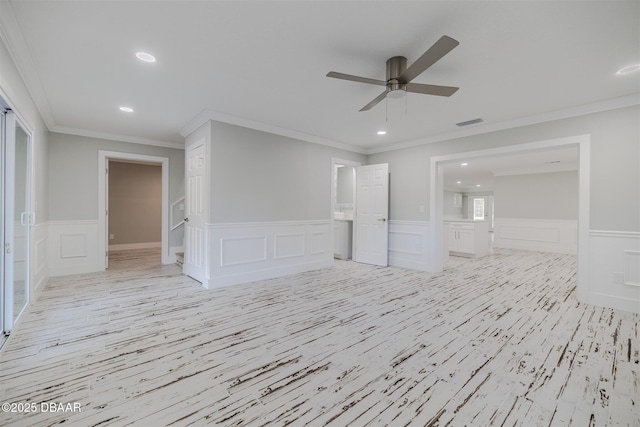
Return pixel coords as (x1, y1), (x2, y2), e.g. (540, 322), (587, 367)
(473, 198), (485, 221)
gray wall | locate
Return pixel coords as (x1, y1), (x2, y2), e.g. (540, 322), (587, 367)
(108, 161), (162, 245)
(210, 121), (366, 223)
(48, 132), (185, 247)
(494, 171), (578, 220)
(368, 105), (639, 232)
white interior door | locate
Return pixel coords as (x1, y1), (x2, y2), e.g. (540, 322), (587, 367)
(184, 142), (206, 283)
(354, 163), (389, 266)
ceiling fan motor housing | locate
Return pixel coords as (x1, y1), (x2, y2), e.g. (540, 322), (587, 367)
(386, 56), (407, 95)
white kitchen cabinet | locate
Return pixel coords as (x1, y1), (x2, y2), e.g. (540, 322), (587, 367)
(446, 220), (490, 258)
(333, 219), (353, 260)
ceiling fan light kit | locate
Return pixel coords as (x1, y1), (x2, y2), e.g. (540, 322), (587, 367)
(327, 35), (460, 112)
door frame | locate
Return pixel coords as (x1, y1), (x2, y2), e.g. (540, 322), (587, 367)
(1, 100), (34, 334)
(98, 151), (169, 268)
(429, 134), (590, 302)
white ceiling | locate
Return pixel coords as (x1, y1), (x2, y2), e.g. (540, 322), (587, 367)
(442, 145), (579, 192)
(3, 1), (639, 153)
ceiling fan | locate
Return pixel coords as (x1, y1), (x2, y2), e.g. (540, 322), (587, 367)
(326, 35), (460, 111)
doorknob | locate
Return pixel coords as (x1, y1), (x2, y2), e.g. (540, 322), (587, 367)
(184, 218), (189, 222)
(377, 218), (387, 222)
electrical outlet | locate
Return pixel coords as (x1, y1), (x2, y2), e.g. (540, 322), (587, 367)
(109, 234), (114, 240)
(613, 272), (624, 284)
(419, 205), (425, 213)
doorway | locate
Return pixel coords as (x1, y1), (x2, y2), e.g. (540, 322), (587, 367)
(107, 160), (162, 266)
(332, 158), (359, 261)
(429, 135), (590, 302)
(1, 100), (33, 336)
(331, 158), (360, 261)
(98, 151), (169, 269)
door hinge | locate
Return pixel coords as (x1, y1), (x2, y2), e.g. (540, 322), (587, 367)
(5, 242), (10, 254)
(105, 251), (108, 257)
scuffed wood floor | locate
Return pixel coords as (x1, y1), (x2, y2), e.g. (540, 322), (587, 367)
(0, 248), (638, 426)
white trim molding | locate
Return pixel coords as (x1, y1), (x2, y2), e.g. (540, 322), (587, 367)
(98, 151), (171, 268)
(388, 220), (430, 271)
(205, 220), (333, 289)
(588, 230), (640, 314)
(494, 218), (577, 254)
(108, 242), (161, 251)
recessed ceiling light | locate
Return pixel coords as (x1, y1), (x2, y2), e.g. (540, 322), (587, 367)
(616, 64), (640, 75)
(461, 162), (468, 166)
(136, 52), (156, 63)
(476, 184), (481, 187)
(119, 106), (134, 113)
(456, 181), (462, 184)
(377, 130), (387, 135)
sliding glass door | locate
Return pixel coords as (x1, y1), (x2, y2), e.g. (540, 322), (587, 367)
(2, 108), (32, 334)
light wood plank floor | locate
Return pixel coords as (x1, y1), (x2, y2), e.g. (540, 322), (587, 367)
(0, 248), (638, 426)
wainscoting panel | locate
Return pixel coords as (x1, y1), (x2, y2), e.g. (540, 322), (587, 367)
(48, 220), (101, 277)
(33, 222), (48, 293)
(589, 230), (640, 314)
(494, 218), (577, 254)
(388, 220), (430, 271)
(207, 221), (332, 288)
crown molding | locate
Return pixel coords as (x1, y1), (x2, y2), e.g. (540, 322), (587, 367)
(0, 1), (56, 129)
(367, 93), (640, 155)
(52, 126), (184, 150)
(180, 109), (368, 155)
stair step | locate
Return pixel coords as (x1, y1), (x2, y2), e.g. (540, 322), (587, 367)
(176, 252), (184, 266)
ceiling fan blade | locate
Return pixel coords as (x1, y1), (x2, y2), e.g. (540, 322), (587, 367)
(399, 35), (459, 82)
(405, 82), (459, 97)
(359, 90), (389, 112)
(326, 71), (387, 86)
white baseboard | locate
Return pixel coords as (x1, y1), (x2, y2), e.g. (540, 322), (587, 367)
(588, 230), (640, 314)
(494, 218), (577, 254)
(108, 242), (161, 251)
(388, 220), (430, 271)
(206, 220), (333, 289)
